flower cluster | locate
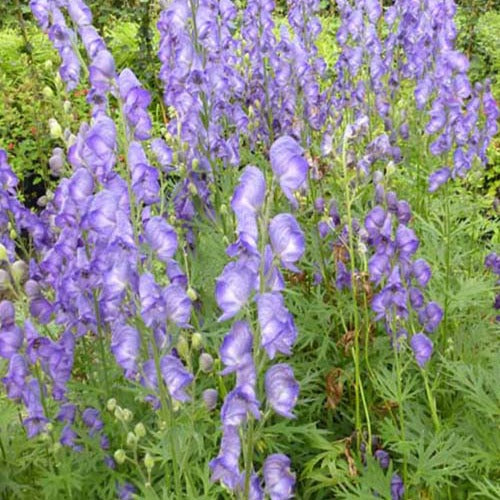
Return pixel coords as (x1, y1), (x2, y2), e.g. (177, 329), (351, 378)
(210, 136), (306, 497)
(485, 253), (500, 322)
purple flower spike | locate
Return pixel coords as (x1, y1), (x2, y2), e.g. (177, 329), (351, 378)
(209, 425), (241, 489)
(144, 216), (178, 262)
(220, 320), (253, 375)
(216, 260), (256, 321)
(269, 214), (305, 272)
(221, 385), (260, 427)
(263, 453), (295, 500)
(258, 293), (297, 359)
(410, 333), (433, 367)
(270, 136), (308, 207)
(265, 364), (299, 418)
(391, 473), (405, 500)
(160, 355), (193, 402)
(418, 302), (443, 332)
(428, 168), (451, 193)
(231, 165), (266, 215)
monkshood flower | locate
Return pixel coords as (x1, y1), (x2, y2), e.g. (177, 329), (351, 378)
(412, 259), (432, 288)
(216, 260), (256, 321)
(258, 292), (297, 359)
(82, 407), (104, 437)
(374, 449), (390, 470)
(428, 168), (451, 193)
(0, 300), (23, 359)
(270, 136), (308, 207)
(67, 0), (93, 27)
(263, 453), (295, 500)
(111, 324), (141, 379)
(264, 364), (299, 418)
(485, 252), (500, 321)
(23, 379), (49, 438)
(164, 284), (191, 327)
(269, 214), (305, 272)
(221, 384), (261, 427)
(390, 473), (405, 500)
(418, 302), (443, 333)
(117, 482), (136, 500)
(209, 425), (241, 489)
(410, 333), (433, 367)
(128, 141), (160, 205)
(151, 139), (173, 172)
(219, 320), (254, 375)
(160, 355), (193, 402)
(144, 216), (178, 262)
(231, 166), (266, 216)
(118, 69), (152, 140)
(2, 353), (28, 401)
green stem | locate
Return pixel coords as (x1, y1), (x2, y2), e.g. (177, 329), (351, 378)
(92, 291), (110, 396)
(422, 369), (440, 432)
(393, 344), (408, 493)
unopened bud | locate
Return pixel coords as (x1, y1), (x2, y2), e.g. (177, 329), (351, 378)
(144, 452), (154, 471)
(188, 182), (197, 195)
(63, 100), (71, 113)
(44, 60), (53, 71)
(0, 270), (10, 291)
(122, 409), (133, 422)
(42, 86), (54, 99)
(134, 422), (146, 438)
(191, 158), (199, 170)
(187, 287), (197, 301)
(107, 398), (117, 412)
(48, 118), (63, 139)
(126, 432), (137, 447)
(199, 353), (214, 373)
(219, 204), (228, 215)
(191, 332), (203, 350)
(9, 229), (17, 240)
(114, 406), (124, 420)
(0, 243), (8, 261)
(11, 260), (28, 283)
(177, 336), (189, 359)
(114, 449), (126, 464)
(202, 388), (218, 411)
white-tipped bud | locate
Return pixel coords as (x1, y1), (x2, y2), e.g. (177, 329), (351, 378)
(106, 398), (117, 412)
(191, 332), (203, 350)
(11, 260), (28, 283)
(122, 409), (133, 422)
(0, 243), (8, 261)
(134, 422), (146, 438)
(42, 86), (54, 99)
(199, 353), (214, 373)
(187, 287), (197, 301)
(177, 336), (189, 359)
(126, 432), (137, 448)
(114, 449), (126, 464)
(48, 118), (62, 139)
(144, 452), (155, 471)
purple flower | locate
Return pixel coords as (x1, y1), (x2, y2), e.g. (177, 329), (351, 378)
(2, 353), (28, 400)
(111, 324), (141, 378)
(391, 473), (405, 500)
(410, 333), (433, 367)
(270, 136), (308, 207)
(151, 139), (173, 171)
(220, 320), (254, 375)
(269, 214), (305, 272)
(67, 0), (93, 27)
(428, 168), (451, 193)
(412, 259), (432, 287)
(164, 284), (191, 327)
(82, 407), (104, 437)
(209, 425), (241, 489)
(128, 141), (159, 205)
(160, 355), (193, 402)
(216, 260), (256, 321)
(221, 385), (260, 426)
(263, 454), (295, 500)
(395, 225), (419, 261)
(258, 293), (297, 359)
(231, 165), (266, 215)
(117, 482), (136, 500)
(265, 364), (299, 418)
(374, 449), (390, 469)
(60, 425), (81, 450)
(144, 216), (178, 262)
(418, 302), (443, 332)
(0, 300), (23, 359)
(57, 404), (76, 424)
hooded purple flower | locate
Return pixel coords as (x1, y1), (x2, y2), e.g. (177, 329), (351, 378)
(231, 165), (266, 215)
(418, 302), (443, 332)
(82, 407), (104, 437)
(164, 284), (191, 327)
(410, 333), (433, 367)
(270, 136), (308, 207)
(221, 384), (260, 426)
(220, 320), (254, 375)
(374, 449), (390, 469)
(412, 259), (432, 287)
(263, 454), (295, 500)
(151, 139), (173, 172)
(203, 388), (218, 410)
(160, 355), (193, 402)
(269, 214), (305, 272)
(391, 473), (405, 500)
(111, 324), (141, 378)
(209, 425), (241, 489)
(395, 225), (419, 261)
(258, 293), (297, 359)
(2, 353), (28, 400)
(0, 300), (23, 359)
(216, 260), (256, 321)
(117, 482), (136, 500)
(428, 168), (451, 193)
(144, 216), (178, 262)
(128, 141), (160, 205)
(265, 364), (299, 418)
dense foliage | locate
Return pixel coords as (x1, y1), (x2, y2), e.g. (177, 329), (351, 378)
(0, 1), (498, 499)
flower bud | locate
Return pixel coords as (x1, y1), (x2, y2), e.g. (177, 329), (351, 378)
(202, 388), (218, 411)
(0, 244), (8, 261)
(114, 449), (126, 464)
(187, 287), (197, 301)
(191, 332), (203, 350)
(44, 60), (53, 71)
(219, 204), (228, 215)
(122, 409), (133, 422)
(48, 118), (63, 139)
(199, 353), (214, 373)
(0, 270), (10, 291)
(9, 229), (17, 241)
(188, 182), (197, 195)
(176, 336), (189, 359)
(126, 432), (137, 448)
(107, 398), (117, 412)
(134, 422), (146, 438)
(191, 158), (199, 170)
(11, 260), (28, 283)
(144, 452), (154, 471)
(114, 406), (124, 420)
(63, 100), (71, 113)
(42, 86), (54, 99)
